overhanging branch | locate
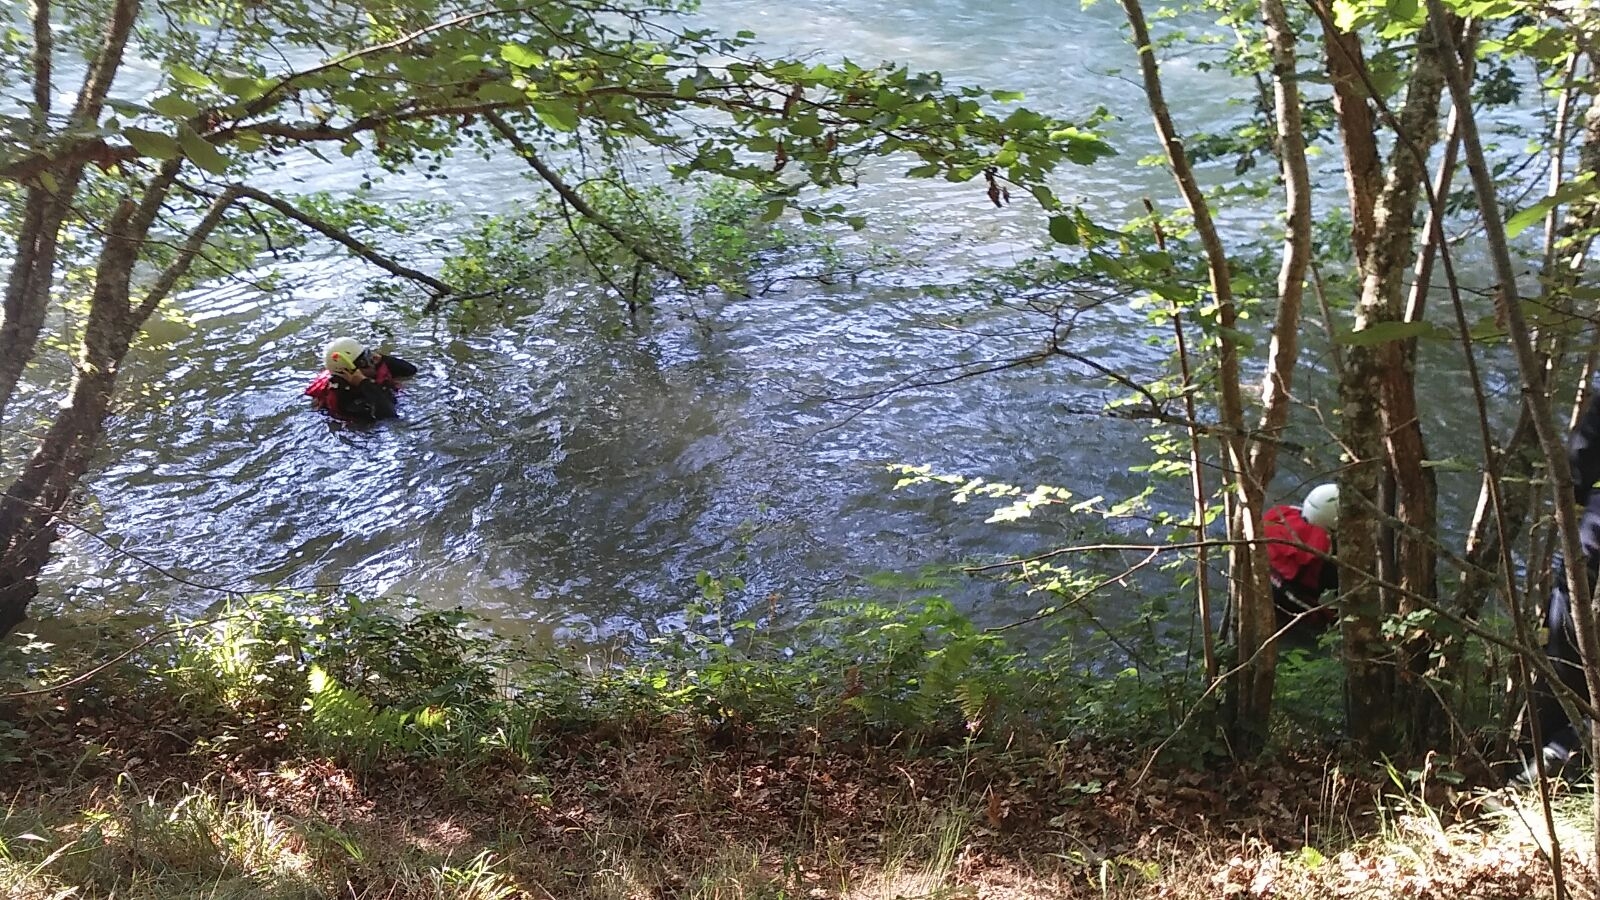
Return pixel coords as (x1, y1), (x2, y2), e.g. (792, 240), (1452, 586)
(230, 184), (454, 305)
(133, 186), (243, 322)
(483, 110), (696, 286)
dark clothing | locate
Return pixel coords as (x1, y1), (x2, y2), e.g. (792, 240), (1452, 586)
(1533, 390), (1600, 760)
(373, 354), (419, 381)
(1572, 390), (1600, 557)
(305, 353), (417, 421)
(1536, 553), (1595, 759)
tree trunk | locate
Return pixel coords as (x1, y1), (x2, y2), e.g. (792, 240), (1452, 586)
(1316, 1), (1380, 270)
(1423, 0), (1600, 864)
(0, 162), (229, 637)
(1245, 0), (1313, 489)
(1119, 0), (1275, 752)
(0, 0), (144, 425)
(0, 191), (72, 428)
(1324, 6), (1450, 755)
(1375, 15), (1450, 751)
(1450, 56), (1596, 667)
(0, 193), (143, 633)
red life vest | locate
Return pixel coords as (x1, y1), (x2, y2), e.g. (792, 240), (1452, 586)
(371, 359), (397, 387)
(304, 361), (402, 418)
(1263, 505), (1330, 592)
(304, 370), (340, 415)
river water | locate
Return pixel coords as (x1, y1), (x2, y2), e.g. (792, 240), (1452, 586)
(24, 0), (1515, 641)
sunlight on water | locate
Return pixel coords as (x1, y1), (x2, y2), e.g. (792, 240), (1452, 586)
(29, 0), (1516, 641)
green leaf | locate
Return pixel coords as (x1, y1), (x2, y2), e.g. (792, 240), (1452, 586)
(1507, 177), (1600, 238)
(124, 128), (180, 160)
(217, 74), (270, 102)
(1048, 214), (1079, 245)
(149, 93), (201, 119)
(178, 126), (231, 174)
(231, 130), (266, 153)
(789, 117), (824, 138)
(475, 82), (527, 103)
(106, 99), (153, 117)
(1216, 326), (1257, 351)
(1337, 319), (1441, 346)
(500, 44), (545, 68)
(1331, 0), (1366, 30)
(989, 89), (1025, 102)
(533, 100), (579, 132)
(170, 65), (212, 90)
(1384, 0), (1419, 25)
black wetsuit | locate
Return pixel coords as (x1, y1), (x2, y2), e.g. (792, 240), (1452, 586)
(325, 354), (418, 421)
(1535, 389), (1600, 760)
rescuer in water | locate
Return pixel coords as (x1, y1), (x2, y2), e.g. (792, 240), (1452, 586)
(304, 336), (418, 420)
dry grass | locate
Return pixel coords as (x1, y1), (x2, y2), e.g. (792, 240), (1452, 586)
(1, 739), (1591, 900)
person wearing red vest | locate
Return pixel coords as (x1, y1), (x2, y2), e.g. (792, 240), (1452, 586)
(1263, 483), (1340, 633)
(304, 336), (418, 420)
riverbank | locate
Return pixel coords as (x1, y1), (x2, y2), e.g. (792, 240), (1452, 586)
(0, 599), (1583, 899)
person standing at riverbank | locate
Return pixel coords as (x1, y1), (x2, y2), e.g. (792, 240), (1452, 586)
(1264, 483), (1340, 635)
(1526, 387), (1600, 780)
(304, 336), (418, 420)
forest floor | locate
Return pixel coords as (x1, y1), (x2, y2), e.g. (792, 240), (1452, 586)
(1, 683), (1590, 900)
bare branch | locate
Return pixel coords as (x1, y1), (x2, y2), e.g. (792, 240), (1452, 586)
(229, 184), (454, 303)
(132, 186), (243, 322)
(0, 139), (136, 185)
(484, 110), (696, 294)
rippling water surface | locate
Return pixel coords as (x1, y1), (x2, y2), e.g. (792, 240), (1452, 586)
(28, 0), (1508, 639)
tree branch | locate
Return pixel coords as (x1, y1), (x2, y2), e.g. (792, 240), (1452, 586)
(483, 110), (696, 288)
(69, 0), (139, 127)
(132, 187), (243, 323)
(229, 185), (454, 304)
(29, 0), (52, 134)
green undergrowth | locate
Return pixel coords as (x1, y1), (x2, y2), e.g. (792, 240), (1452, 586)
(1, 590), (1224, 774)
(0, 594), (1578, 900)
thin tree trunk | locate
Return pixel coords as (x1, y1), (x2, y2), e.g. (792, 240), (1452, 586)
(1374, 16), (1451, 750)
(1324, 6), (1451, 754)
(1454, 67), (1599, 620)
(1316, 6), (1393, 750)
(0, 192), (70, 429)
(1245, 0), (1313, 490)
(1424, 0), (1600, 863)
(0, 163), (232, 637)
(1316, 0), (1380, 269)
(1118, 0), (1273, 751)
(0, 0), (144, 425)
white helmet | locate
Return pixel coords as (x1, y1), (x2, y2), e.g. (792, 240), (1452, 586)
(1301, 483), (1339, 530)
(323, 337), (365, 373)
